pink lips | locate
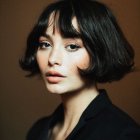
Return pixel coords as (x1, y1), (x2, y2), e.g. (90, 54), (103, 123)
(45, 71), (65, 83)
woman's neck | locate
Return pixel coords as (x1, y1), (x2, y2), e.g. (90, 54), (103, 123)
(57, 85), (99, 138)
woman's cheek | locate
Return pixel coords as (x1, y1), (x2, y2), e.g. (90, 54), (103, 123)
(75, 52), (90, 70)
(36, 53), (48, 73)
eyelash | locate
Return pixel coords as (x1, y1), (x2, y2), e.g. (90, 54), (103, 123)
(65, 44), (80, 52)
(38, 42), (80, 52)
(38, 42), (51, 49)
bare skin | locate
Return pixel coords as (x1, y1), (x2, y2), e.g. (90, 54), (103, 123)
(50, 87), (99, 140)
(36, 13), (99, 140)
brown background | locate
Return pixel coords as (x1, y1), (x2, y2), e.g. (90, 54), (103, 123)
(0, 0), (140, 140)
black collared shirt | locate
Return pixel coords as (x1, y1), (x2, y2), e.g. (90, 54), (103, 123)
(27, 90), (140, 140)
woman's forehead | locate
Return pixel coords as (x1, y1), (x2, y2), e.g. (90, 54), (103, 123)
(46, 12), (79, 35)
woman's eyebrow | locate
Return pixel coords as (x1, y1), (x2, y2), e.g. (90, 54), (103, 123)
(41, 33), (82, 40)
(41, 34), (52, 41)
(62, 33), (82, 39)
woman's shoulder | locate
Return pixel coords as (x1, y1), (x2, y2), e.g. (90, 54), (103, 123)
(107, 103), (139, 127)
(26, 104), (63, 140)
(105, 105), (140, 139)
(80, 90), (140, 139)
(31, 116), (51, 128)
(93, 96), (140, 131)
(26, 116), (51, 140)
(95, 103), (140, 139)
(84, 90), (139, 128)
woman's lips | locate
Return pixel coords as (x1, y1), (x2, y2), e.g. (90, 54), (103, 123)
(46, 76), (65, 83)
(45, 71), (66, 83)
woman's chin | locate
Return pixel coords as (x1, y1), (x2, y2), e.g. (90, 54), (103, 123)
(46, 85), (67, 95)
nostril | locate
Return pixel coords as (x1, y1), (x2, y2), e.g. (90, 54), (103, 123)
(48, 47), (63, 66)
(48, 54), (62, 66)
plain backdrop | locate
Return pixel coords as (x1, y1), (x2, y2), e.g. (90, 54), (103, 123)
(0, 0), (140, 140)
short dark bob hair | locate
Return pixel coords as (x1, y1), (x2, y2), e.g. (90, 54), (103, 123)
(20, 0), (134, 83)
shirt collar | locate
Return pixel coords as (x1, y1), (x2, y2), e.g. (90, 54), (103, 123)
(80, 89), (112, 121)
(51, 89), (112, 124)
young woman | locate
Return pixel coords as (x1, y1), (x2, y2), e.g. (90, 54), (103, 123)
(20, 0), (140, 140)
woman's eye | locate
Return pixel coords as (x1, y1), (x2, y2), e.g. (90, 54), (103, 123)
(66, 44), (80, 52)
(38, 42), (51, 49)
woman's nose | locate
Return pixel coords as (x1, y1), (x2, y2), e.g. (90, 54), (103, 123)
(48, 48), (62, 66)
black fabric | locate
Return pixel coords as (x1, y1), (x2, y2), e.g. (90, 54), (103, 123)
(27, 90), (140, 140)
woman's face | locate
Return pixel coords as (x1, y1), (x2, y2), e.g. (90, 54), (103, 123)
(36, 16), (90, 94)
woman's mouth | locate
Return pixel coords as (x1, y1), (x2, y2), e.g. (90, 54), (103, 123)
(45, 71), (66, 84)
